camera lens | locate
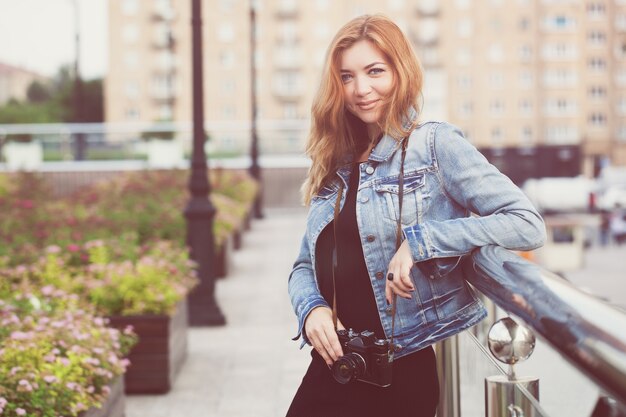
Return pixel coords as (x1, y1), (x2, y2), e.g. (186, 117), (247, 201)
(331, 353), (366, 384)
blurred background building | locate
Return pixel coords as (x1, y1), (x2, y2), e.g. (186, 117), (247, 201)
(0, 62), (49, 105)
(105, 0), (626, 179)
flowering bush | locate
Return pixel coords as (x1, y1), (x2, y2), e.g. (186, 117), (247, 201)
(1, 239), (198, 317)
(0, 170), (258, 267)
(0, 287), (137, 417)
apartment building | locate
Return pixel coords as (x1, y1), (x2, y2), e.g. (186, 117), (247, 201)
(106, 0), (626, 169)
(0, 62), (48, 105)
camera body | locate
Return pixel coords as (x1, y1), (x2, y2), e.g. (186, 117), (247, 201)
(331, 329), (393, 387)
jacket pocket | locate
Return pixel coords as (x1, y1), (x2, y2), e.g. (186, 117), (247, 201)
(373, 171), (426, 226)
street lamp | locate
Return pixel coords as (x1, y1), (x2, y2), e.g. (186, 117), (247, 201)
(70, 0), (86, 160)
(249, 0), (264, 219)
(184, 0), (226, 326)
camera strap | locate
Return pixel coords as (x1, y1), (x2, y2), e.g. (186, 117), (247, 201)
(331, 137), (408, 357)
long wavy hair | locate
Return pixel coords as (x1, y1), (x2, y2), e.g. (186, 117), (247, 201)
(301, 14), (424, 205)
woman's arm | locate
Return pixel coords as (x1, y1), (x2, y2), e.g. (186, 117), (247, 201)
(403, 122), (546, 263)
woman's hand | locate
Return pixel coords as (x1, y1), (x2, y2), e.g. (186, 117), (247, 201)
(386, 240), (415, 304)
(304, 306), (345, 366)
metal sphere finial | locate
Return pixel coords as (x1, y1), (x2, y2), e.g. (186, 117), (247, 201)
(487, 317), (536, 365)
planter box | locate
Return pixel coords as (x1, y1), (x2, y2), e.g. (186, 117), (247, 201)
(215, 237), (234, 279)
(107, 299), (188, 394)
(79, 377), (125, 417)
(146, 139), (184, 168)
(2, 141), (43, 170)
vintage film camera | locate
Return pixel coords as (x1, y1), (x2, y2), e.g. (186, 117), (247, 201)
(331, 329), (393, 387)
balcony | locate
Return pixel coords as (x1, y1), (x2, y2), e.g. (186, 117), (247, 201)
(416, 0), (440, 17)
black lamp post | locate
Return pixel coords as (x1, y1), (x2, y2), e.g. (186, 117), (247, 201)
(184, 0), (225, 326)
(249, 1), (264, 219)
(70, 0), (86, 160)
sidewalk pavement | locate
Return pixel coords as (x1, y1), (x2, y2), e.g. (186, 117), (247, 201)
(125, 208), (310, 417)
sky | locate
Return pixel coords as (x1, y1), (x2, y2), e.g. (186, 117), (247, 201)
(0, 0), (107, 79)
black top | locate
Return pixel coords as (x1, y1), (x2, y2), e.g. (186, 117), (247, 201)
(315, 163), (385, 338)
(287, 163), (439, 417)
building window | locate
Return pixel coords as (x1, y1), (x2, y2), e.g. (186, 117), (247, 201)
(487, 44), (504, 63)
(519, 99), (532, 116)
(315, 0), (330, 10)
(278, 21), (298, 44)
(519, 71), (533, 89)
(616, 39), (626, 60)
(314, 23), (330, 39)
(545, 126), (578, 144)
(219, 50), (235, 68)
(589, 113), (607, 126)
(217, 22), (235, 43)
(588, 58), (607, 71)
(588, 31), (607, 46)
(457, 74), (472, 89)
(125, 107), (140, 120)
(455, 0), (471, 9)
(520, 126), (533, 145)
(458, 18), (473, 38)
(221, 80), (236, 96)
(283, 102), (298, 119)
(456, 48), (472, 66)
(616, 14), (626, 31)
(543, 69), (577, 87)
(124, 51), (139, 69)
(542, 43), (577, 60)
(488, 72), (504, 89)
(122, 0), (138, 15)
(617, 70), (626, 86)
(618, 97), (626, 115)
(544, 15), (576, 31)
(158, 104), (173, 120)
(589, 86), (607, 99)
(122, 24), (139, 44)
(545, 98), (577, 116)
(491, 127), (503, 144)
(519, 45), (532, 62)
(219, 0), (235, 12)
(458, 101), (473, 118)
(617, 126), (626, 142)
(124, 81), (140, 98)
(387, 0), (406, 10)
(519, 17), (530, 31)
(587, 3), (606, 19)
(222, 105), (236, 119)
(489, 100), (505, 116)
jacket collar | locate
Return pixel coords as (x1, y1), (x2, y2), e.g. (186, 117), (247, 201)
(335, 107), (418, 183)
(368, 107), (417, 163)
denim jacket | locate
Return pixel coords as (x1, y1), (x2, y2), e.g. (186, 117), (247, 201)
(288, 120), (546, 359)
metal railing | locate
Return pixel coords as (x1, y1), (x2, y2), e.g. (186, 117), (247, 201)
(436, 245), (626, 417)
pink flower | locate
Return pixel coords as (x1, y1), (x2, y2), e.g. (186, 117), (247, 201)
(45, 245), (61, 254)
(66, 381), (78, 390)
(44, 375), (57, 383)
(102, 386), (111, 395)
(10, 331), (31, 341)
(67, 244), (80, 252)
(15, 408), (26, 416)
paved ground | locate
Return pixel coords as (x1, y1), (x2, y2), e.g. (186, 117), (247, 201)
(125, 208), (310, 417)
(124, 209), (626, 417)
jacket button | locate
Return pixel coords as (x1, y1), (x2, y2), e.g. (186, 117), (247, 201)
(360, 196), (369, 203)
(429, 274), (435, 279)
(393, 344), (403, 352)
(365, 166), (375, 175)
(375, 271), (384, 279)
(366, 235), (376, 242)
(385, 306), (393, 313)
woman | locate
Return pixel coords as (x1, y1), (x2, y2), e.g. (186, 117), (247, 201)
(287, 14), (545, 417)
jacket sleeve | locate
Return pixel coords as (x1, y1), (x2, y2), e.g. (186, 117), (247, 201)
(288, 233), (329, 346)
(403, 122), (546, 267)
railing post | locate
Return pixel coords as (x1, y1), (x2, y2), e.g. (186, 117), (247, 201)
(436, 336), (461, 417)
(485, 318), (540, 417)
